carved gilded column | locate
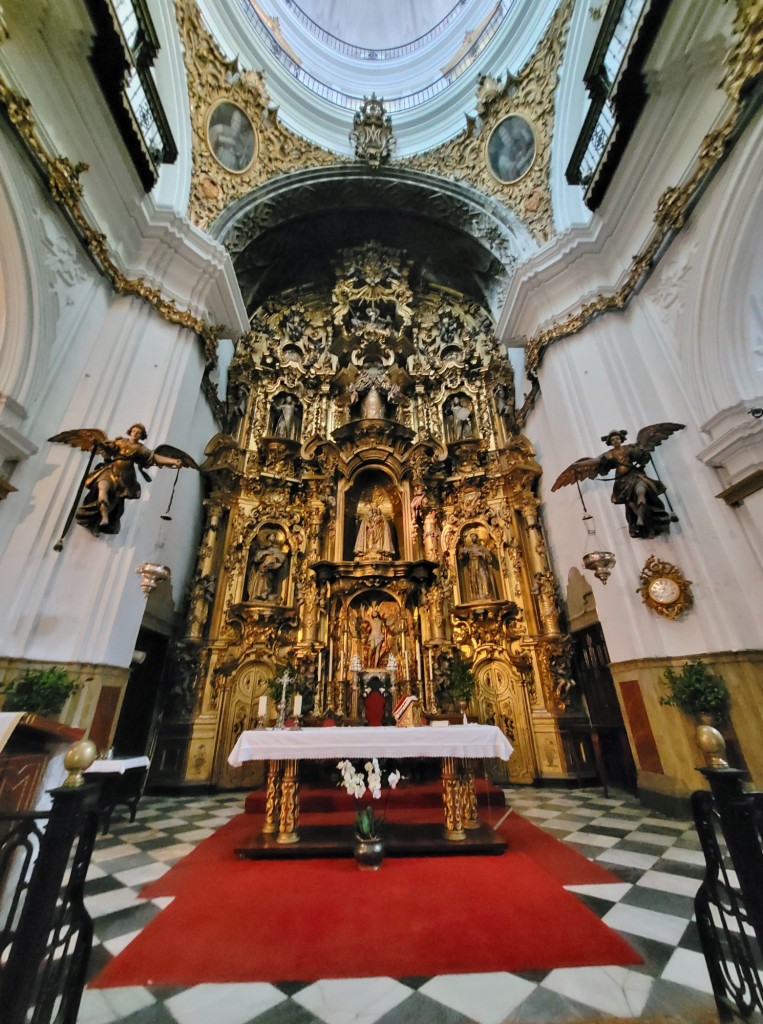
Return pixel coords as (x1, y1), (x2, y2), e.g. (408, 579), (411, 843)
(276, 759), (300, 844)
(262, 759), (283, 835)
(187, 500), (224, 641)
(459, 760), (480, 830)
(441, 756), (466, 840)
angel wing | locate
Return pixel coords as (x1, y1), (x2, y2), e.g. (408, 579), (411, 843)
(634, 422), (685, 453)
(153, 445), (201, 471)
(551, 456), (606, 491)
(48, 428), (111, 453)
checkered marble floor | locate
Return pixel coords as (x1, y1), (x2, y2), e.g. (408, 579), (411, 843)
(78, 786), (728, 1024)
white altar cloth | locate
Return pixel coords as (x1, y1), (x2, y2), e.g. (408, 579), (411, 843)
(228, 724), (513, 766)
(85, 756), (151, 774)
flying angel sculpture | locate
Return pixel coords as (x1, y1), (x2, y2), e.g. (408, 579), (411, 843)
(551, 423), (684, 539)
(49, 423), (199, 547)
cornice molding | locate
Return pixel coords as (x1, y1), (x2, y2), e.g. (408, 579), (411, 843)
(0, 76), (238, 425)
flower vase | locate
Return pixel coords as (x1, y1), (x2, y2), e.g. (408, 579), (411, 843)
(353, 835), (384, 870)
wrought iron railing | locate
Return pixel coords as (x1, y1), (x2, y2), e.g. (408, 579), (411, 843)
(279, 0), (471, 61)
(235, 0), (509, 112)
(86, 0), (177, 190)
(693, 767), (763, 1021)
(566, 0), (670, 209)
(0, 786), (99, 1024)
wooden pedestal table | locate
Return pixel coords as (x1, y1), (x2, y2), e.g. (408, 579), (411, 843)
(228, 724), (513, 858)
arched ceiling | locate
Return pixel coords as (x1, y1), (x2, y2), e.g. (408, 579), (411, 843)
(213, 166), (537, 316)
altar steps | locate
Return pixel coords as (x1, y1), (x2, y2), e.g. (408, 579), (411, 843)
(243, 778), (507, 815)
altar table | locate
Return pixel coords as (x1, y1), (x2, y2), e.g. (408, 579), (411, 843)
(228, 725), (513, 844)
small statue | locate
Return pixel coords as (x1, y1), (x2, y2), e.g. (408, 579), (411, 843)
(459, 531), (497, 602)
(271, 395), (301, 440)
(48, 424), (198, 541)
(354, 504), (395, 558)
(445, 395), (475, 441)
(348, 365), (399, 420)
(246, 532), (289, 602)
(551, 423), (684, 539)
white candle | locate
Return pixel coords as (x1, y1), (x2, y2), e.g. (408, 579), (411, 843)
(258, 695), (267, 717)
(429, 649), (434, 682)
(404, 651), (410, 679)
(329, 639), (334, 680)
(416, 643), (423, 681)
(317, 650), (322, 683)
(293, 693), (302, 717)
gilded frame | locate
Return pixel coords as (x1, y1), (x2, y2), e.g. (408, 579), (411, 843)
(205, 99), (258, 175)
(485, 113), (537, 185)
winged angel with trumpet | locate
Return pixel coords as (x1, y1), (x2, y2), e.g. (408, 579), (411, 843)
(49, 423), (199, 547)
(551, 423), (684, 539)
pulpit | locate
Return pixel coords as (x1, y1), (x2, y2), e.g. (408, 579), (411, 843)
(0, 712), (85, 815)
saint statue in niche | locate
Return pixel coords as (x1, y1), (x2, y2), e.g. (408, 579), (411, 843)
(354, 504), (395, 558)
(271, 395), (301, 440)
(246, 531), (289, 602)
(444, 395), (475, 441)
(459, 531), (498, 602)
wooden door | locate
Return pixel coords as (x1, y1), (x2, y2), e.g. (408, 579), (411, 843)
(571, 624), (637, 793)
(215, 662), (272, 789)
(475, 659), (536, 784)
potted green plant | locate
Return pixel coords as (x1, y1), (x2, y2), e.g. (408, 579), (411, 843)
(440, 650), (476, 716)
(0, 666), (82, 718)
(660, 659), (730, 724)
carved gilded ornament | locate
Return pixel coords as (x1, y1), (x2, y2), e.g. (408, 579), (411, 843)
(175, 0), (337, 230)
(404, 0), (575, 243)
(637, 555), (693, 620)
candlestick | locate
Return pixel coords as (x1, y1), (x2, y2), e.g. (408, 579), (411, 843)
(275, 671), (288, 730)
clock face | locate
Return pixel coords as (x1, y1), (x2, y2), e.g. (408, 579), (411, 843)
(648, 576), (681, 605)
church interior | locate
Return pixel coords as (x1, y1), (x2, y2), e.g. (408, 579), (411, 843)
(0, 0), (762, 1021)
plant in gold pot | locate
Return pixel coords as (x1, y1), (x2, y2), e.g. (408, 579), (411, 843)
(440, 650), (476, 716)
(660, 660), (731, 767)
(0, 667), (81, 718)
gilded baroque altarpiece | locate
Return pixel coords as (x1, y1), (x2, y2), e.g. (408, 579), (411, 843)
(159, 245), (593, 788)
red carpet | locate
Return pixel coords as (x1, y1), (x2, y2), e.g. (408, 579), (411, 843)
(91, 789), (638, 987)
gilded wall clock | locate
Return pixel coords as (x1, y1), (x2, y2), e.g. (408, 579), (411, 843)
(637, 556), (693, 619)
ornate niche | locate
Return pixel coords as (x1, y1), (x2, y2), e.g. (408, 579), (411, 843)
(244, 525), (292, 605)
(456, 525), (502, 605)
(342, 472), (403, 563)
(267, 392), (303, 441)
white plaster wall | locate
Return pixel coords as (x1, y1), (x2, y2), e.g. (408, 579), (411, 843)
(527, 110), (763, 662)
(0, 131), (214, 669)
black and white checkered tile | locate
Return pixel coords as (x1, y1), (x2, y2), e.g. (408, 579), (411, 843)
(78, 787), (725, 1024)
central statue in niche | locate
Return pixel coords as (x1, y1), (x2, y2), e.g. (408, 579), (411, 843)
(354, 504), (395, 558)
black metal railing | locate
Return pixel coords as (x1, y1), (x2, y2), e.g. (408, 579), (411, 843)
(0, 786), (99, 1024)
(693, 767), (763, 1021)
(235, 0), (509, 112)
(566, 0), (670, 210)
(86, 0), (177, 191)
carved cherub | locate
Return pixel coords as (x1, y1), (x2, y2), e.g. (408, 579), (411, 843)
(49, 423), (199, 543)
(551, 423), (684, 539)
